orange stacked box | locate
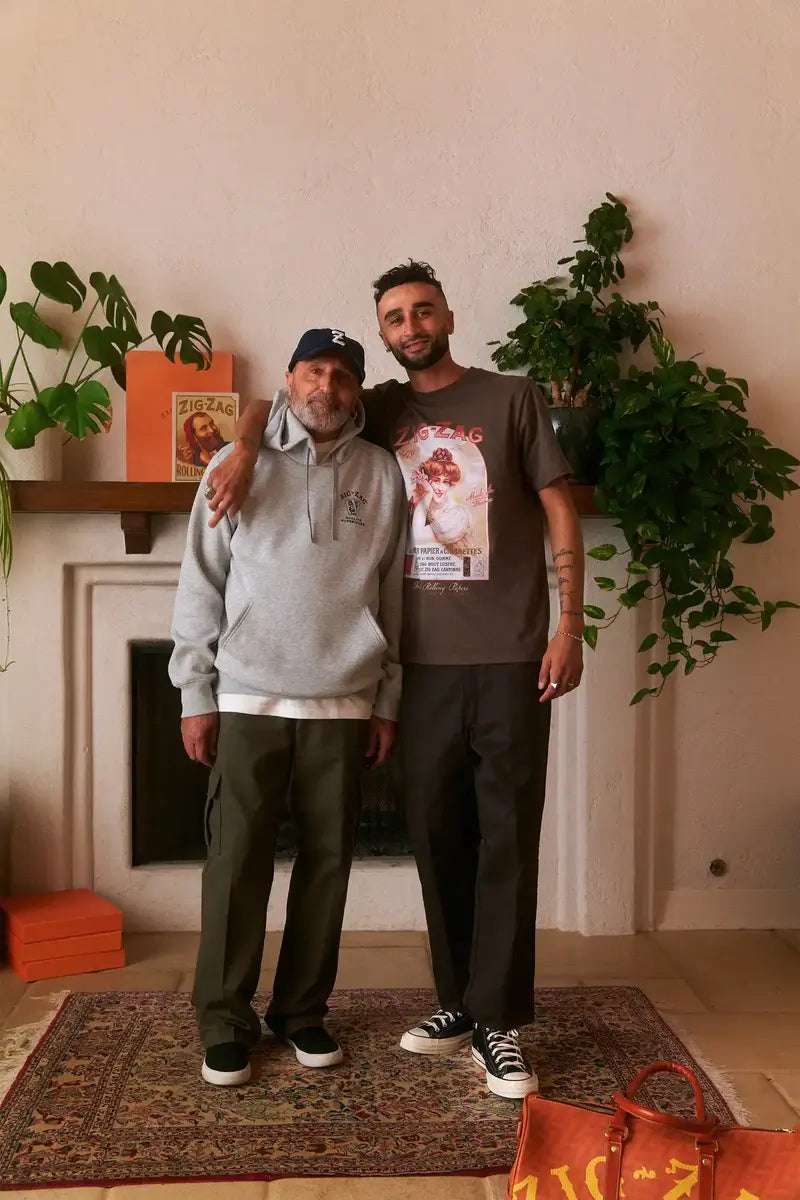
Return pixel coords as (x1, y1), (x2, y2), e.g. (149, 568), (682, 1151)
(0, 888), (124, 982)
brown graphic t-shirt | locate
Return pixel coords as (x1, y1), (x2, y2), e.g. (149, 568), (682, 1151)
(361, 368), (571, 665)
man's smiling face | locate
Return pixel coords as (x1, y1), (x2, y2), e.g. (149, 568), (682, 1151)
(376, 282), (454, 372)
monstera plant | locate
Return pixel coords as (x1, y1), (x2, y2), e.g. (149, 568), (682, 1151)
(0, 258), (212, 669)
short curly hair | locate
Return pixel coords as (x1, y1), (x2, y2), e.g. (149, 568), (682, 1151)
(372, 259), (446, 306)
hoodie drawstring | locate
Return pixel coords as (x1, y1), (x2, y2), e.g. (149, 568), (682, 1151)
(331, 454), (339, 542)
(306, 445), (339, 544)
(306, 448), (315, 543)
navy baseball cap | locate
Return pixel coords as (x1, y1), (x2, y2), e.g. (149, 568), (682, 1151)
(288, 328), (365, 384)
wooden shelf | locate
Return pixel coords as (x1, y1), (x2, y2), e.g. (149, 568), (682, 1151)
(8, 481), (197, 514)
(9, 482), (197, 553)
(8, 479), (601, 554)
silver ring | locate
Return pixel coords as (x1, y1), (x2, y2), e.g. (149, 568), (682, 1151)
(550, 681), (559, 690)
(204, 485), (215, 500)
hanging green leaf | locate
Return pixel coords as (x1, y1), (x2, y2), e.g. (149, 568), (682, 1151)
(111, 360), (127, 391)
(44, 380), (111, 439)
(90, 273), (142, 345)
(82, 324), (128, 367)
(594, 576), (617, 591)
(151, 311), (212, 369)
(9, 302), (62, 349)
(30, 261), (86, 311)
(588, 543), (618, 561)
(638, 633), (658, 652)
(3, 399), (57, 448)
(0, 265), (6, 306)
(631, 687), (659, 705)
(583, 604), (606, 620)
(583, 625), (598, 649)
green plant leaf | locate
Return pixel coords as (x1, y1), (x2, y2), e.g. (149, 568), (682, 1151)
(627, 561), (649, 574)
(630, 687), (658, 705)
(731, 585), (759, 606)
(151, 311), (212, 369)
(90, 272), (142, 345)
(638, 633), (659, 652)
(619, 579), (650, 607)
(705, 367), (726, 384)
(0, 264), (6, 305)
(9, 301), (62, 349)
(583, 604), (606, 619)
(583, 625), (598, 649)
(709, 630), (736, 643)
(647, 662), (662, 675)
(588, 543), (618, 561)
(30, 261), (86, 311)
(595, 576), (617, 591)
(662, 660), (679, 677)
(775, 601), (800, 610)
(717, 561), (734, 588)
(743, 523), (774, 544)
(3, 399), (56, 448)
(761, 600), (777, 631)
(82, 324), (128, 367)
(45, 380), (111, 439)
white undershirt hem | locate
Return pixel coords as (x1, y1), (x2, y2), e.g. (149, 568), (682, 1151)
(218, 693), (373, 720)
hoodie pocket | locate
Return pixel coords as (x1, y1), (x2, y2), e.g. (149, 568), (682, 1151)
(219, 601), (253, 652)
(361, 606), (387, 652)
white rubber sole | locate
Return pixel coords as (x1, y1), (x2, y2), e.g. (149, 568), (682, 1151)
(471, 1047), (538, 1099)
(400, 1029), (473, 1056)
(201, 1059), (251, 1086)
(287, 1039), (344, 1068)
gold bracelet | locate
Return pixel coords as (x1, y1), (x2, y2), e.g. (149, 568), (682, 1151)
(557, 629), (583, 643)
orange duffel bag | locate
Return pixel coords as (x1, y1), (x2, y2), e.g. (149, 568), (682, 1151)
(507, 1060), (800, 1199)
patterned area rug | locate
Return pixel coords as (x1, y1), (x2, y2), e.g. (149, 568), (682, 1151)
(0, 986), (738, 1188)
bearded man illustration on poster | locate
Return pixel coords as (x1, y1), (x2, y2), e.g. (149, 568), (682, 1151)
(173, 392), (239, 480)
(396, 434), (491, 581)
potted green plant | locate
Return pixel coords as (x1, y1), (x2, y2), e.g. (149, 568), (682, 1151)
(585, 330), (799, 702)
(0, 259), (213, 670)
(489, 194), (661, 483)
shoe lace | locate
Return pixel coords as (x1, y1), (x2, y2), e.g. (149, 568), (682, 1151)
(421, 1008), (463, 1034)
(485, 1027), (527, 1072)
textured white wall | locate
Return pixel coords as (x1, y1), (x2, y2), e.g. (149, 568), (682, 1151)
(1, 0), (799, 924)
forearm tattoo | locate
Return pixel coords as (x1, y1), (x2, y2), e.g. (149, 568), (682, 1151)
(553, 547), (581, 616)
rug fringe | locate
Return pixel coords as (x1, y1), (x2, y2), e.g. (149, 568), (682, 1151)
(664, 1016), (751, 1125)
(0, 990), (70, 1104)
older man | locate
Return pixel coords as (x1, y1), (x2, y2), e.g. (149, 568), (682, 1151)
(170, 328), (405, 1086)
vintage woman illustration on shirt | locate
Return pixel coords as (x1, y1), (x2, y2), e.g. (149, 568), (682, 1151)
(395, 435), (491, 581)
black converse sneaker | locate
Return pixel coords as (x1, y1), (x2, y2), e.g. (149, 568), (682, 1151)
(472, 1025), (538, 1099)
(202, 1041), (251, 1086)
(285, 1026), (344, 1068)
(400, 1009), (473, 1055)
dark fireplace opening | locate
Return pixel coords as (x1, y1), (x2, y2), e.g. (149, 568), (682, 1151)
(130, 641), (411, 867)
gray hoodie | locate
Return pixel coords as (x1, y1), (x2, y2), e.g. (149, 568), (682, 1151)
(169, 390), (406, 720)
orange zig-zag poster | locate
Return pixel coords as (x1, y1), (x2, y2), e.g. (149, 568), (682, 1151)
(126, 350), (234, 481)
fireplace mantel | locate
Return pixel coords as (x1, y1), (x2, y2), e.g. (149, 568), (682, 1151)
(8, 481), (601, 553)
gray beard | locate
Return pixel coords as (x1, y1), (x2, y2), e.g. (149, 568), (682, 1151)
(289, 390), (350, 436)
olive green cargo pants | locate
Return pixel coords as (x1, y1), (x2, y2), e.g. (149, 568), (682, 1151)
(193, 712), (368, 1049)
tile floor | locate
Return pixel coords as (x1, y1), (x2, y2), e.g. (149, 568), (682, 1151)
(1, 928), (799, 1198)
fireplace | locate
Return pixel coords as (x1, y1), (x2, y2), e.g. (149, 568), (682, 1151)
(130, 641), (412, 866)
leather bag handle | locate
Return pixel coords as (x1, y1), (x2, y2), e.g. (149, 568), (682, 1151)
(603, 1062), (720, 1200)
(626, 1060), (706, 1119)
(611, 1060), (719, 1135)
